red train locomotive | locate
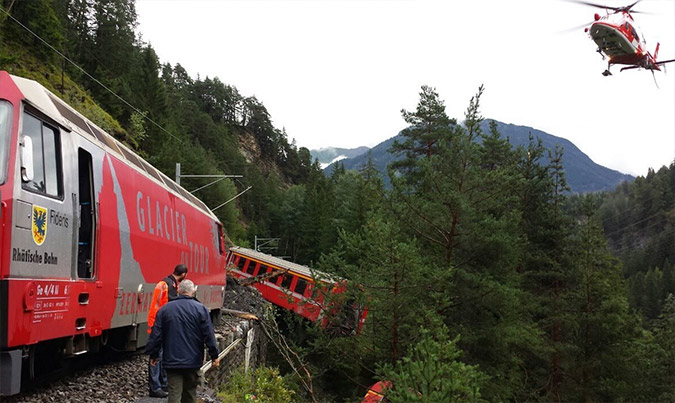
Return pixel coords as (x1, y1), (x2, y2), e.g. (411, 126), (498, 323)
(0, 72), (228, 395)
(227, 246), (367, 334)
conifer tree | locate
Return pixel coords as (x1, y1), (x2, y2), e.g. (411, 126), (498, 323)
(386, 85), (540, 400)
(563, 195), (644, 401)
(390, 85), (455, 182)
(379, 328), (486, 403)
(649, 294), (675, 401)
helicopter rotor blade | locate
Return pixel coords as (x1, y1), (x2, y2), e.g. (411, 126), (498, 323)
(564, 0), (622, 11)
(557, 21), (595, 34)
(614, 0), (643, 12)
(624, 0), (642, 12)
(654, 59), (675, 66)
(563, 0), (647, 13)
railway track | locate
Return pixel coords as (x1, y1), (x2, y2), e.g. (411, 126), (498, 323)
(1, 349), (147, 402)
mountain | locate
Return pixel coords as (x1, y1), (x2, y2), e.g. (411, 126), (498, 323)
(310, 146), (370, 169)
(325, 120), (634, 194)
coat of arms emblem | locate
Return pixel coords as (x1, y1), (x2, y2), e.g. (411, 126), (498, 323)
(32, 205), (48, 246)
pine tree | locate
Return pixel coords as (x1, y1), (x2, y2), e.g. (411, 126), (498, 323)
(561, 195), (645, 401)
(650, 294), (675, 401)
(386, 86), (540, 400)
(390, 85), (455, 182)
(379, 328), (486, 403)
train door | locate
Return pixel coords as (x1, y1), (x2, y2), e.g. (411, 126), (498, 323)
(76, 148), (95, 279)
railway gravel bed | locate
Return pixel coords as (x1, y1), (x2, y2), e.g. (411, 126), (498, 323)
(2, 352), (152, 403)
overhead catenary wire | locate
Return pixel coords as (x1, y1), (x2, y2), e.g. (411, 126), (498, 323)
(609, 227), (675, 256)
(211, 186), (252, 211)
(602, 210), (670, 238)
(0, 5), (185, 145)
(597, 189), (674, 228)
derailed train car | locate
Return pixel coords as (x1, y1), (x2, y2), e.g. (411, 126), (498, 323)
(227, 246), (367, 334)
(0, 72), (228, 395)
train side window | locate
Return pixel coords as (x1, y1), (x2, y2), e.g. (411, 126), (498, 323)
(21, 112), (62, 198)
(236, 257), (247, 271)
(281, 274), (293, 290)
(246, 262), (257, 275)
(294, 278), (308, 296)
(259, 265), (268, 276)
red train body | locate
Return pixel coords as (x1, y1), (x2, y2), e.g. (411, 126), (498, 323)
(0, 72), (228, 395)
(227, 246), (366, 334)
(362, 381), (391, 403)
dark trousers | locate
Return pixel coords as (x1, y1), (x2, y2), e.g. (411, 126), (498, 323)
(166, 368), (200, 403)
(148, 348), (167, 393)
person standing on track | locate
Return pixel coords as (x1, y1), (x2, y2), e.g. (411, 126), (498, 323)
(146, 264), (188, 398)
(146, 279), (220, 403)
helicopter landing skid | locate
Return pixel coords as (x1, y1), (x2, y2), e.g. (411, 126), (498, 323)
(602, 62), (612, 76)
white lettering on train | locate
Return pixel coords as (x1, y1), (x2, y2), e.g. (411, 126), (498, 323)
(182, 215), (187, 246)
(146, 197), (154, 235)
(163, 205), (171, 241)
(181, 242), (210, 274)
(155, 201), (163, 238)
(136, 191), (145, 231)
(169, 207), (176, 242)
(136, 191), (188, 246)
(175, 211), (181, 244)
(136, 191), (213, 274)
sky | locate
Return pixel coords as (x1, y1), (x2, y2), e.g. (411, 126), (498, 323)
(135, 0), (675, 177)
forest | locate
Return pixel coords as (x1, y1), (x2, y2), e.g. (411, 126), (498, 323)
(1, 1), (674, 401)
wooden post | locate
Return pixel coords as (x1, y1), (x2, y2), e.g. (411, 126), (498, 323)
(245, 328), (255, 373)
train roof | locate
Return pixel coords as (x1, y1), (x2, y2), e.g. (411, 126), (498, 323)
(7, 72), (217, 221)
(230, 246), (340, 284)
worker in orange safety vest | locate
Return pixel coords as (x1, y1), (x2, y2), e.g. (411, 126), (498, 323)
(146, 264), (188, 397)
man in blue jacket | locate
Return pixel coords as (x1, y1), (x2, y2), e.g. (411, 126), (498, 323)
(146, 279), (220, 403)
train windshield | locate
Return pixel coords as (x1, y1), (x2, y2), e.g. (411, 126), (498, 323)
(0, 101), (12, 185)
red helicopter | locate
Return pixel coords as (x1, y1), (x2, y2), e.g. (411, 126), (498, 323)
(575, 0), (675, 76)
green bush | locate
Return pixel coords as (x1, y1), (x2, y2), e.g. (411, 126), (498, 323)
(218, 366), (295, 403)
